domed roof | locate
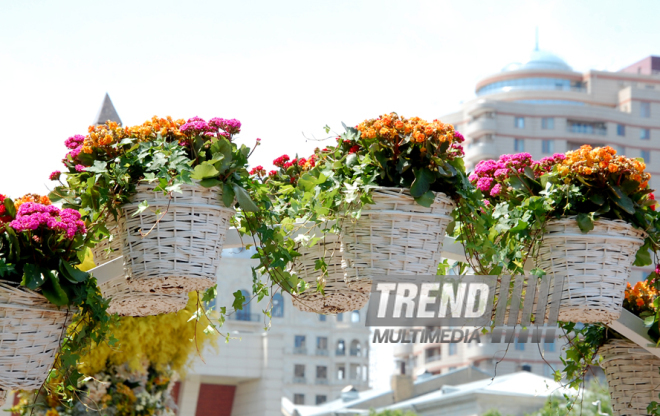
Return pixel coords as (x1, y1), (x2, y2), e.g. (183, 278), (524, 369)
(502, 49), (572, 72)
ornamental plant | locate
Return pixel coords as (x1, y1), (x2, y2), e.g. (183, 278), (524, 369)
(50, 116), (260, 240)
(14, 292), (217, 415)
(457, 145), (660, 275)
(0, 193), (116, 399)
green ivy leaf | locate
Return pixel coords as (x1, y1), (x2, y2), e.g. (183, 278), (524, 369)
(86, 160), (108, 174)
(132, 200), (149, 217)
(232, 289), (246, 311)
(576, 213), (594, 233)
(233, 185), (258, 212)
(191, 163), (220, 180)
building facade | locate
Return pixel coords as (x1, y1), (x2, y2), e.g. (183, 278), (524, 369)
(442, 50), (660, 282)
(176, 248), (371, 416)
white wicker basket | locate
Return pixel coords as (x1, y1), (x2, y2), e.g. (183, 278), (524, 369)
(91, 221), (122, 264)
(118, 183), (235, 295)
(537, 217), (646, 324)
(93, 221), (188, 317)
(99, 277), (188, 316)
(0, 281), (71, 391)
(341, 187), (455, 293)
(600, 339), (660, 415)
(290, 233), (369, 314)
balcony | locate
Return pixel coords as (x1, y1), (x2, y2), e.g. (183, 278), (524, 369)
(315, 378), (329, 385)
(465, 117), (497, 137)
(425, 355), (442, 363)
(227, 312), (262, 322)
(293, 347), (307, 355)
(292, 377), (306, 384)
(349, 349), (361, 357)
(316, 348), (329, 356)
(567, 122), (607, 136)
(336, 348), (346, 356)
(464, 140), (499, 167)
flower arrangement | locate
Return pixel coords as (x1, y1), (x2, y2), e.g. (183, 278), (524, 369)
(13, 292), (216, 415)
(0, 193), (115, 399)
(53, 116), (258, 221)
(14, 364), (178, 416)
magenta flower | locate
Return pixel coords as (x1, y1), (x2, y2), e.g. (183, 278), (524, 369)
(9, 203), (86, 239)
(75, 165), (86, 172)
(490, 183), (502, 196)
(49, 171), (61, 181)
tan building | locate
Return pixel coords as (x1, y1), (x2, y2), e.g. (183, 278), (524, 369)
(442, 50), (660, 282)
(177, 248), (371, 416)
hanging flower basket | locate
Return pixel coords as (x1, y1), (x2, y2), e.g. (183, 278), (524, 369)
(118, 183), (235, 295)
(92, 222), (188, 316)
(291, 233), (368, 314)
(0, 281), (71, 391)
(341, 187), (455, 293)
(537, 217), (646, 324)
(599, 339), (660, 415)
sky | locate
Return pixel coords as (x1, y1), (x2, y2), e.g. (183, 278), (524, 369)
(2, 0), (660, 389)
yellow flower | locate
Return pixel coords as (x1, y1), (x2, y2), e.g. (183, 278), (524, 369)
(46, 409), (60, 416)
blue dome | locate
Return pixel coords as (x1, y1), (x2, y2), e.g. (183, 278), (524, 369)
(502, 50), (572, 72)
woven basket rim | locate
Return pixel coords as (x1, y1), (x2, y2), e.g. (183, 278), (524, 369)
(545, 215), (648, 239)
(368, 186), (455, 204)
(0, 280), (71, 314)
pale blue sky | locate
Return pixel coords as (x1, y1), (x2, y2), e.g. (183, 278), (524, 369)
(1, 0), (659, 390)
(2, 1), (660, 197)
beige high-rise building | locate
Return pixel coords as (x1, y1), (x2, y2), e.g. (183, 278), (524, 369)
(393, 50), (660, 383)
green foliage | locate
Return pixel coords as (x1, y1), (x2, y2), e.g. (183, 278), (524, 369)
(525, 380), (612, 416)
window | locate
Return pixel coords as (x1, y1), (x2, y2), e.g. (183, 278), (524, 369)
(521, 364), (532, 372)
(541, 118), (554, 130)
(641, 128), (651, 140)
(617, 124), (626, 136)
(514, 138), (524, 152)
(337, 313), (343, 322)
(336, 339), (346, 356)
(514, 117), (525, 129)
(351, 310), (360, 323)
(337, 365), (346, 380)
(350, 340), (361, 356)
(316, 337), (328, 354)
(618, 145), (626, 155)
(448, 343), (457, 355)
(316, 366), (327, 380)
(272, 293), (284, 317)
(642, 150), (651, 162)
(236, 289), (251, 321)
(294, 364), (305, 379)
(293, 394), (305, 405)
(294, 335), (306, 354)
(641, 102), (651, 118)
(316, 395), (327, 405)
(544, 342), (555, 352)
(319, 314), (326, 322)
(515, 340), (525, 351)
(542, 140), (554, 154)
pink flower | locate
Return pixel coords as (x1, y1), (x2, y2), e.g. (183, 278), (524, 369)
(9, 203), (86, 239)
(490, 183), (502, 196)
(49, 171), (61, 181)
(75, 165), (86, 172)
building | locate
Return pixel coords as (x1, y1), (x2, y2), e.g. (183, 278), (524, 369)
(441, 49), (660, 282)
(284, 367), (573, 416)
(176, 248), (371, 416)
(441, 50), (660, 195)
(392, 330), (565, 383)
